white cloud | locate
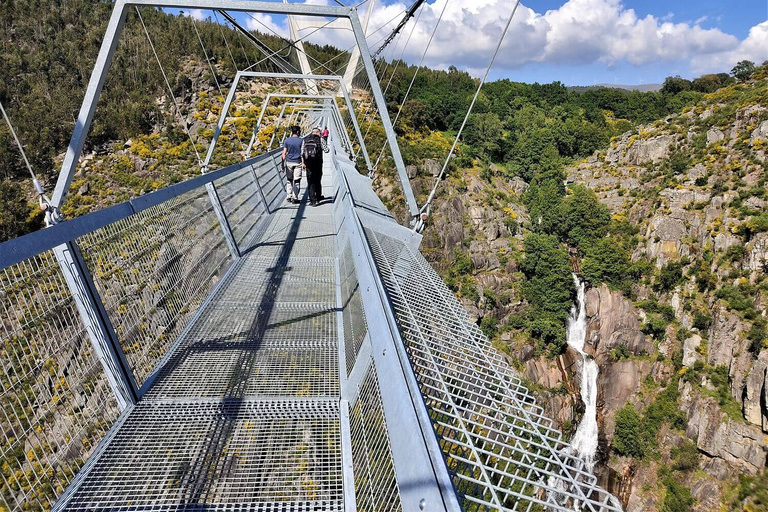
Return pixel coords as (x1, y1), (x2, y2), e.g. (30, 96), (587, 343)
(246, 12), (289, 39)
(243, 0), (764, 78)
(691, 21), (768, 73)
(182, 9), (206, 21)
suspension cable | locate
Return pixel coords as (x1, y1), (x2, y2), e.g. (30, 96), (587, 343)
(417, 0), (522, 230)
(213, 11), (239, 72)
(373, 0), (450, 168)
(374, 0), (427, 57)
(0, 100), (50, 204)
(136, 7), (203, 166)
(359, 3), (424, 151)
(190, 15), (248, 156)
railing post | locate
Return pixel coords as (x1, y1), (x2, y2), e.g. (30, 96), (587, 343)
(205, 180), (241, 259)
(53, 241), (138, 410)
(250, 161), (271, 215)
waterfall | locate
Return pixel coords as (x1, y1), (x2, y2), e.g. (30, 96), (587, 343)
(567, 273), (599, 473)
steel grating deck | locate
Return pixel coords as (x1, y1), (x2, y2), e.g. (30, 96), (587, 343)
(60, 161), (346, 511)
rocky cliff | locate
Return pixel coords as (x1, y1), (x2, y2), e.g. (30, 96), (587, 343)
(403, 77), (768, 510)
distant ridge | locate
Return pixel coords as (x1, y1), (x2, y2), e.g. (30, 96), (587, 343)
(569, 83), (663, 93)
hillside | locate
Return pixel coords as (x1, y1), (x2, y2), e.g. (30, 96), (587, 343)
(404, 70), (768, 511)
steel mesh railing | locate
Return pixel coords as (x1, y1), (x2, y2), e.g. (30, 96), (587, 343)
(363, 227), (622, 512)
(77, 185), (233, 389)
(338, 234), (367, 377)
(349, 362), (402, 512)
(213, 166), (268, 251)
(0, 252), (120, 512)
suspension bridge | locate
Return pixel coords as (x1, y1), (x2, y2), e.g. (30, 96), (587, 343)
(0, 1), (622, 511)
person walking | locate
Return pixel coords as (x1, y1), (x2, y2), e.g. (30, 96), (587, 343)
(282, 126), (304, 204)
(321, 126), (329, 142)
(302, 128), (329, 206)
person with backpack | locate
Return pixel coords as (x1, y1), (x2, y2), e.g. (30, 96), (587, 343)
(281, 126), (304, 204)
(302, 128), (329, 206)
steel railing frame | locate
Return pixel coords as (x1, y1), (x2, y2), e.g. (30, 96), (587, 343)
(203, 72), (372, 171)
(0, 151), (283, 411)
(248, 89), (361, 161)
(329, 130), (461, 512)
(50, 0), (418, 218)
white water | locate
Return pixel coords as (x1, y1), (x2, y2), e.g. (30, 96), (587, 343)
(567, 273), (600, 473)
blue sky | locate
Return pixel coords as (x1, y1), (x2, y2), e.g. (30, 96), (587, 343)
(176, 0), (768, 86)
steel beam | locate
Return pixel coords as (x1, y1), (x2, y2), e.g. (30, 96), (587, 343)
(53, 242), (138, 410)
(347, 13), (418, 218)
(283, 0), (318, 94)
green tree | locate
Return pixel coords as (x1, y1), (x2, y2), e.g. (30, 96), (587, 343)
(463, 112), (504, 160)
(582, 237), (631, 289)
(613, 404), (645, 458)
(732, 60), (756, 81)
(521, 233), (574, 354)
(561, 185), (611, 250)
(661, 76), (693, 95)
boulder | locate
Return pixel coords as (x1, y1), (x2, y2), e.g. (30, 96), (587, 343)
(707, 128), (725, 144)
(746, 233), (768, 273)
(625, 135), (676, 165)
(751, 120), (768, 142)
(708, 309), (744, 367)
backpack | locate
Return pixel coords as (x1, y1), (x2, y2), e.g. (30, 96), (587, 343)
(302, 135), (321, 163)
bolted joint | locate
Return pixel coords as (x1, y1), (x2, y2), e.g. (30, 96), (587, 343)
(43, 203), (64, 228)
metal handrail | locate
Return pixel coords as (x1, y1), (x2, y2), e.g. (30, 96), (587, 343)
(0, 149), (281, 270)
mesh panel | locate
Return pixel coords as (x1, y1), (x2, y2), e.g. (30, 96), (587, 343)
(0, 252), (120, 512)
(213, 166), (267, 250)
(77, 186), (233, 388)
(338, 239), (367, 377)
(364, 227), (622, 512)
(61, 400), (343, 511)
(349, 363), (402, 512)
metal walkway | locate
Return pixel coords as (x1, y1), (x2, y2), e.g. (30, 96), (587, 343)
(59, 158), (347, 511)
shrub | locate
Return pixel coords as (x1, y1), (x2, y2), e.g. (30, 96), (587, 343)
(613, 404), (645, 458)
(642, 315), (668, 340)
(716, 284), (756, 313)
(611, 344), (631, 361)
(479, 315), (498, 338)
(671, 440), (699, 472)
(661, 478), (694, 512)
(451, 249), (473, 276)
(692, 310), (713, 331)
(0, 180), (42, 242)
(656, 261), (684, 292)
(748, 318), (768, 354)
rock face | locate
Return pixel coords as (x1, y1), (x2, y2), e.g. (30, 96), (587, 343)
(681, 382), (768, 475)
(744, 351), (768, 431)
(584, 285), (651, 365)
(581, 285), (654, 444)
(605, 133), (676, 166)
